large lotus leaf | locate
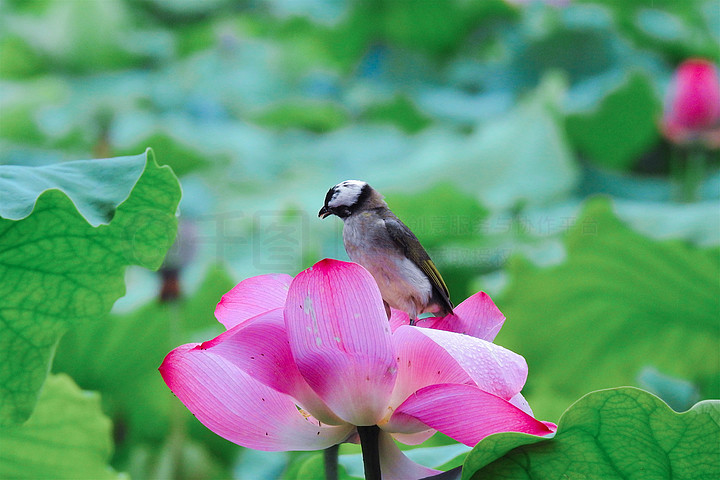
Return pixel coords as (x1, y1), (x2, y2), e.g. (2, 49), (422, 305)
(496, 197), (720, 421)
(566, 71), (662, 170)
(463, 387), (719, 480)
(0, 150), (180, 425)
(615, 199), (720, 247)
(0, 374), (124, 480)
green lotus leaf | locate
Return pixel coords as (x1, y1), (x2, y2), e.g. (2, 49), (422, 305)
(496, 197), (720, 421)
(566, 72), (662, 170)
(0, 150), (180, 425)
(463, 387), (719, 480)
(0, 374), (124, 479)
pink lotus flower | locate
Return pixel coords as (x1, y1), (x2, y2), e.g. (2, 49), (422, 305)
(662, 59), (720, 149)
(160, 259), (554, 479)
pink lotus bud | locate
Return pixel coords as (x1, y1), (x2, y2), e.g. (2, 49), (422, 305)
(662, 59), (720, 149)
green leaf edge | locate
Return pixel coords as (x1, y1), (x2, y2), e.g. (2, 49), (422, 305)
(0, 148), (166, 224)
(461, 386), (720, 480)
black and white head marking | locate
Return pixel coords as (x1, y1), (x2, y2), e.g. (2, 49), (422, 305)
(322, 180), (369, 218)
(328, 180), (366, 208)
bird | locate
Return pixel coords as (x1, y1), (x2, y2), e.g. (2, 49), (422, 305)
(318, 180), (453, 324)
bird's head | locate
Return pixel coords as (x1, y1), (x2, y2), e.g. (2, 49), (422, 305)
(319, 180), (383, 219)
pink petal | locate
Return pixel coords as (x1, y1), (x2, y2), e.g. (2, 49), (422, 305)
(378, 431), (441, 480)
(284, 259), (397, 426)
(159, 343), (353, 451)
(215, 273), (292, 329)
(389, 326), (527, 410)
(420, 327), (527, 398)
(199, 308), (342, 425)
(389, 308), (410, 332)
(384, 407), (434, 437)
(390, 429), (436, 446)
(391, 383), (555, 447)
(666, 59), (720, 130)
(388, 326), (472, 412)
(509, 392), (534, 416)
(422, 291), (506, 341)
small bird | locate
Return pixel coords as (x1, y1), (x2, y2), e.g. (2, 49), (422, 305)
(318, 180), (453, 324)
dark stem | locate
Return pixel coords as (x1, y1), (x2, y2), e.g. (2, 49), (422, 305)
(682, 147), (706, 202)
(357, 425), (382, 480)
(323, 444), (339, 480)
(671, 146), (707, 203)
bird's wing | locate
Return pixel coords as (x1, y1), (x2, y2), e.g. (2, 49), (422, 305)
(383, 216), (453, 310)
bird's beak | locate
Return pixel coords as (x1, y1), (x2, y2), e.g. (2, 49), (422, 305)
(318, 206), (331, 219)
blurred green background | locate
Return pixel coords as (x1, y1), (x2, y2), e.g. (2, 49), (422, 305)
(1, 0), (719, 478)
